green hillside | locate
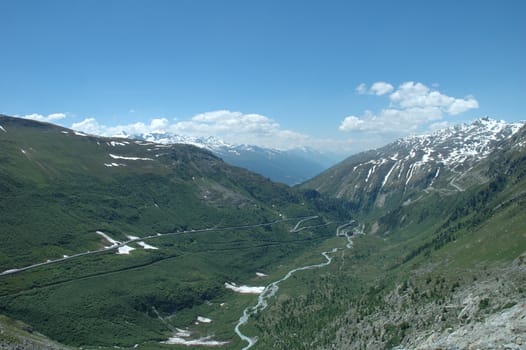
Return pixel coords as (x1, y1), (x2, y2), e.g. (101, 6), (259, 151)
(0, 115), (525, 349)
(0, 115), (348, 348)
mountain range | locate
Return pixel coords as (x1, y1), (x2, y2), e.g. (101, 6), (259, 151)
(132, 132), (339, 185)
(305, 117), (524, 213)
(0, 114), (525, 350)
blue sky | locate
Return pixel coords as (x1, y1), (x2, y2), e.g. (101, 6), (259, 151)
(1, 0), (525, 154)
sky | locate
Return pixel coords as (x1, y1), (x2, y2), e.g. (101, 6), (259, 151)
(1, 0), (525, 156)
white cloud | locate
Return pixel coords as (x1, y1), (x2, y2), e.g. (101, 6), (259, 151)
(388, 81), (478, 114)
(341, 81), (479, 134)
(447, 96), (479, 115)
(69, 110), (352, 153)
(71, 118), (101, 135)
(339, 115), (365, 131)
(71, 117), (170, 137)
(22, 113), (67, 122)
(356, 83), (367, 95)
(370, 82), (394, 96)
(355, 82), (394, 96)
(429, 121), (451, 131)
(171, 111), (331, 151)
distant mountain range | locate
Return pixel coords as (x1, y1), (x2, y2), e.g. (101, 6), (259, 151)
(132, 132), (340, 185)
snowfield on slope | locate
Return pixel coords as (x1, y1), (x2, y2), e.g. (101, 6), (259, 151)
(162, 335), (228, 346)
(197, 316), (212, 323)
(109, 153), (153, 161)
(225, 282), (265, 294)
(160, 319), (229, 347)
(116, 245), (135, 254)
(137, 241), (158, 250)
(96, 231), (120, 246)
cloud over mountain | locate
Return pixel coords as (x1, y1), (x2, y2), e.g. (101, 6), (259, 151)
(340, 81), (479, 134)
(71, 110), (352, 153)
(22, 113), (67, 122)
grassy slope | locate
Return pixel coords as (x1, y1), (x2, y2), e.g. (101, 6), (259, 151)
(0, 115), (325, 268)
(0, 115), (348, 348)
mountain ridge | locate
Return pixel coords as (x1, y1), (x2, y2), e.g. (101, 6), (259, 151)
(303, 117), (525, 215)
(131, 131), (338, 185)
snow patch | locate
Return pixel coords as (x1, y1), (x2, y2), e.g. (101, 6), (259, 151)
(405, 164), (415, 185)
(108, 141), (127, 147)
(20, 149), (27, 155)
(256, 272), (268, 277)
(398, 163), (405, 179)
(137, 241), (159, 250)
(109, 153), (153, 161)
(126, 235), (140, 240)
(162, 335), (228, 346)
(74, 131), (87, 137)
(174, 328), (191, 338)
(197, 316), (212, 323)
(0, 125), (6, 132)
(224, 282), (265, 294)
(365, 165), (376, 183)
(421, 148), (434, 163)
(104, 163), (125, 167)
(96, 231), (120, 245)
(381, 162), (398, 188)
(117, 245), (135, 255)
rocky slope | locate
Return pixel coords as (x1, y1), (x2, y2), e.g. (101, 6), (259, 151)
(326, 124), (526, 349)
(330, 255), (526, 350)
(303, 118), (524, 214)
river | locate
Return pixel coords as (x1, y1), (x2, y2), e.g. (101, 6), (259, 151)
(234, 221), (354, 349)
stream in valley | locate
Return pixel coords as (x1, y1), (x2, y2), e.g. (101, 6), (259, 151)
(234, 222), (355, 349)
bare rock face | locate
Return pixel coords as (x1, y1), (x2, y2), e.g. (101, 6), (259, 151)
(328, 257), (526, 350)
(512, 252), (526, 272)
(415, 301), (526, 350)
(457, 293), (481, 322)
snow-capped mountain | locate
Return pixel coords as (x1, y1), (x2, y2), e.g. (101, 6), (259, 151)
(303, 117), (525, 212)
(132, 132), (338, 185)
(394, 117), (523, 167)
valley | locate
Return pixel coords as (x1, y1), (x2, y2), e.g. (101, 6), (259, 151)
(234, 222), (355, 350)
(1, 115), (525, 349)
(1, 216), (311, 277)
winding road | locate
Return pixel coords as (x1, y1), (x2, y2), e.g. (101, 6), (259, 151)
(0, 216), (316, 277)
